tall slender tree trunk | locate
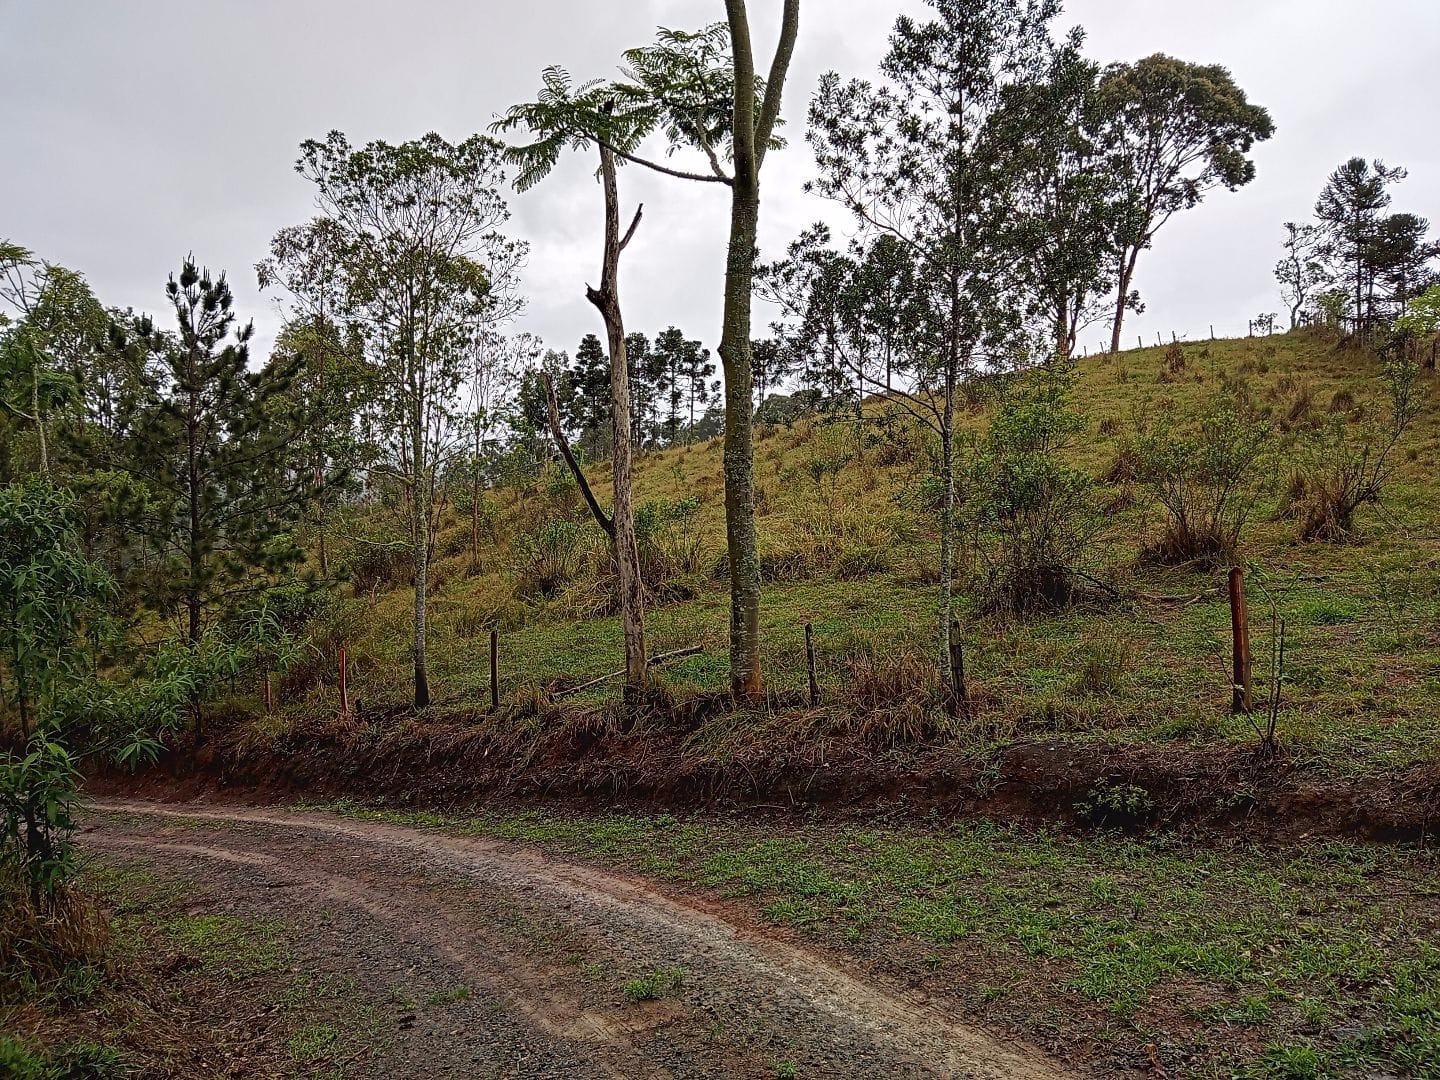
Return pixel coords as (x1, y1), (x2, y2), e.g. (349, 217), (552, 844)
(585, 143), (647, 694)
(411, 416), (431, 710)
(1109, 246), (1140, 353)
(32, 362), (49, 477)
(721, 0), (799, 700)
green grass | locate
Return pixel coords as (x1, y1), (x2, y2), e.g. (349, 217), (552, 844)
(321, 800), (1440, 1077)
(287, 1022), (340, 1063)
(163, 913), (288, 978)
(622, 966), (686, 1002)
(247, 330), (1440, 781)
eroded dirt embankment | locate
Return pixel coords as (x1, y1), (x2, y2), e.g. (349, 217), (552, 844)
(89, 716), (1440, 844)
(85, 799), (1069, 1079)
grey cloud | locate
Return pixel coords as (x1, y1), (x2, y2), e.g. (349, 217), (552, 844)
(3, 0), (1436, 363)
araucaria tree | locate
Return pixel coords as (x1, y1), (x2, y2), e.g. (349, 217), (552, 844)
(116, 259), (310, 652)
(292, 132), (526, 709)
(1313, 158), (1436, 334)
(807, 0), (1064, 680)
(1098, 54), (1274, 353)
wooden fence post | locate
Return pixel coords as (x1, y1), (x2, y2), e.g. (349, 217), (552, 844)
(948, 619), (970, 720)
(1228, 567), (1253, 714)
(804, 623), (820, 706)
(263, 673), (273, 714)
(338, 646), (349, 719)
(490, 628), (500, 710)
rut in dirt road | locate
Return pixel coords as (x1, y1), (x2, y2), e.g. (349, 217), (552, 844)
(84, 800), (1071, 1079)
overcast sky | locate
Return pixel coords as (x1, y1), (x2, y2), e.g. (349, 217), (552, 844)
(3, 0), (1437, 366)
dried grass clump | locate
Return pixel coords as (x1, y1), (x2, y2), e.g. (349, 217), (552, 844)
(0, 872), (111, 997)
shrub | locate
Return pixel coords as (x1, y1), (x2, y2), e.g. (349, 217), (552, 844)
(622, 966), (685, 1002)
(1133, 391), (1270, 565)
(1164, 341), (1185, 376)
(1075, 783), (1155, 827)
(840, 645), (951, 746)
(634, 497), (705, 590)
(511, 519), (590, 599)
(1287, 357), (1424, 541)
(966, 364), (1106, 614)
(1069, 635), (1134, 696)
(334, 517), (410, 594)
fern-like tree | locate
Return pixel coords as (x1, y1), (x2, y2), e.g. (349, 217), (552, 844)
(499, 12), (798, 697)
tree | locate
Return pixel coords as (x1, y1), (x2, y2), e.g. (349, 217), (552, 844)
(808, 0), (1060, 683)
(1098, 55), (1274, 353)
(717, 2), (801, 697)
(495, 68), (660, 693)
(625, 330), (660, 447)
(114, 259), (312, 662)
(1367, 212), (1437, 318)
(985, 37), (1123, 359)
(257, 217), (370, 576)
(748, 337), (793, 414)
(1275, 222), (1327, 329)
(291, 131), (526, 709)
(0, 243), (106, 478)
(567, 333), (614, 459)
(461, 329), (540, 567)
(1314, 157), (1407, 333)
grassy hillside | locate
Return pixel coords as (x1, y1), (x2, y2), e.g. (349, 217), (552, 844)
(254, 328), (1440, 781)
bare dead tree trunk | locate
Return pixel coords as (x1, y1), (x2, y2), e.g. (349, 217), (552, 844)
(585, 142), (648, 694)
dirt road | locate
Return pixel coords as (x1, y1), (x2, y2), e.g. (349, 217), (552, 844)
(83, 800), (1070, 1079)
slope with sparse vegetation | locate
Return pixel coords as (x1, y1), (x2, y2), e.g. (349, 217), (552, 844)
(156, 328), (1436, 835)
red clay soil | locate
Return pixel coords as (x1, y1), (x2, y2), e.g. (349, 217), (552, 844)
(87, 709), (1440, 843)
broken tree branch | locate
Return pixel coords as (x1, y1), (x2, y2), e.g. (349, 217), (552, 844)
(559, 645), (704, 697)
(542, 371), (614, 539)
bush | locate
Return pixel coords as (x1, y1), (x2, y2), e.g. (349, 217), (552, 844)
(1287, 357), (1423, 541)
(1133, 391), (1270, 565)
(966, 364), (1106, 614)
(511, 520), (590, 599)
(634, 497), (705, 590)
(333, 517), (410, 594)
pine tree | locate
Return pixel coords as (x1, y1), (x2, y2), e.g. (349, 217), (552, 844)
(115, 257), (310, 653)
(568, 333), (612, 459)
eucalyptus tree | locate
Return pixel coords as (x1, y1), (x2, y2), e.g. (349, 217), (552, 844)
(462, 329), (541, 568)
(1097, 55), (1273, 353)
(257, 217), (370, 576)
(984, 37), (1122, 359)
(293, 131), (526, 709)
(807, 0), (1059, 677)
